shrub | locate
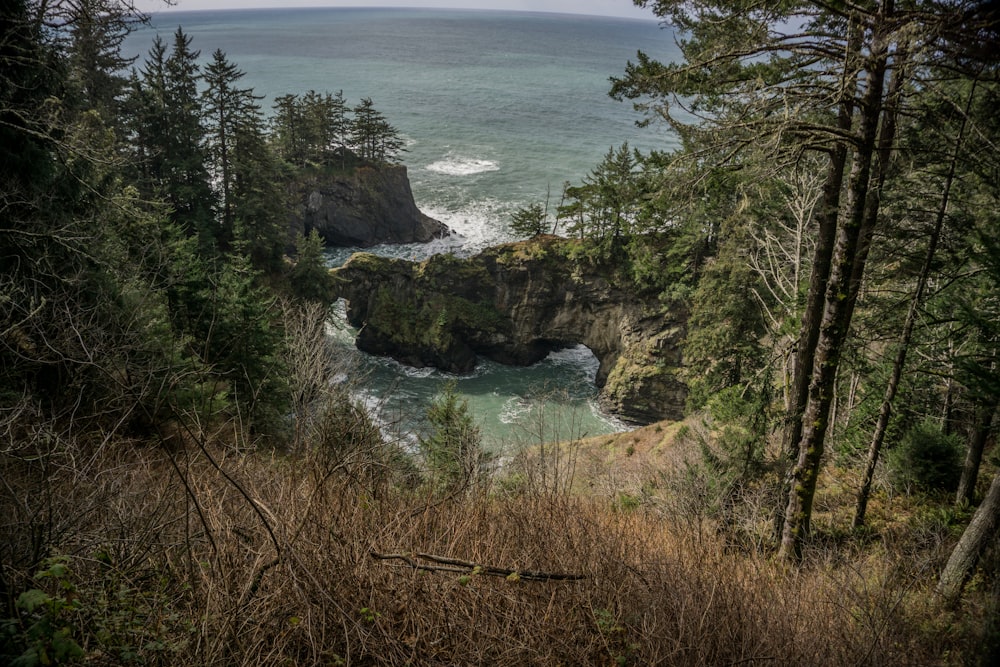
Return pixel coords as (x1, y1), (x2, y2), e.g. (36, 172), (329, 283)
(888, 419), (963, 494)
(419, 381), (491, 493)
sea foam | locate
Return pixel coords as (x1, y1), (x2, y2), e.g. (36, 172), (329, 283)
(421, 200), (511, 255)
(425, 155), (500, 176)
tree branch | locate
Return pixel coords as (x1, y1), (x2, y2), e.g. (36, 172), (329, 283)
(370, 551), (586, 582)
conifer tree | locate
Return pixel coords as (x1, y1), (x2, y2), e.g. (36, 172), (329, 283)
(419, 382), (488, 493)
(510, 203), (548, 238)
(164, 28), (215, 250)
(230, 110), (288, 272)
(557, 143), (643, 258)
(350, 96), (404, 163)
(63, 0), (138, 119)
(203, 49), (259, 245)
(271, 93), (305, 165)
(301, 89), (330, 164)
(128, 29), (216, 252)
(272, 90), (355, 167)
(127, 36), (168, 187)
(328, 89), (350, 163)
(288, 229), (336, 305)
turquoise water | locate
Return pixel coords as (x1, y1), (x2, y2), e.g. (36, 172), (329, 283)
(126, 8), (680, 448)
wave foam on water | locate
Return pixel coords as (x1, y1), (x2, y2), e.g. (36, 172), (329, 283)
(588, 399), (631, 433)
(352, 387), (422, 452)
(546, 345), (600, 375)
(499, 395), (532, 425)
(425, 154), (501, 176)
(321, 199), (513, 265)
(421, 199), (512, 255)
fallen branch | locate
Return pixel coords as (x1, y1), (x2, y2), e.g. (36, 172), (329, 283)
(370, 551), (586, 582)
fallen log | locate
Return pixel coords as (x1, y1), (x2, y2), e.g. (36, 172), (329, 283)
(370, 550), (586, 582)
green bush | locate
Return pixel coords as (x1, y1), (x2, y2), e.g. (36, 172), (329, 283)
(887, 419), (963, 494)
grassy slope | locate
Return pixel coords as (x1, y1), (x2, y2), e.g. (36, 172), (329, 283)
(3, 413), (996, 666)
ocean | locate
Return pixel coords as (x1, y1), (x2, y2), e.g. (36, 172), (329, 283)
(125, 7), (679, 450)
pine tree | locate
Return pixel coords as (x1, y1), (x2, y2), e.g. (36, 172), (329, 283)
(164, 28), (215, 251)
(510, 203), (548, 238)
(203, 49), (259, 245)
(198, 253), (288, 431)
(1, 1), (222, 431)
(419, 382), (488, 493)
(328, 89), (350, 164)
(288, 229), (336, 305)
(127, 36), (168, 189)
(557, 144), (643, 258)
(301, 89), (330, 165)
(350, 97), (404, 163)
(230, 111), (288, 272)
(271, 93), (305, 165)
(63, 0), (139, 119)
(127, 29), (216, 253)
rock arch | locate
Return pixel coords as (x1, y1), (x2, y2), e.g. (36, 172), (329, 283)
(332, 237), (686, 423)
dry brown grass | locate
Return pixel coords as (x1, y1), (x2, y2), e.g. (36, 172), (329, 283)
(2, 413), (989, 667)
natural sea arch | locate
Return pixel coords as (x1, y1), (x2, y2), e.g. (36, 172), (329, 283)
(332, 237), (687, 424)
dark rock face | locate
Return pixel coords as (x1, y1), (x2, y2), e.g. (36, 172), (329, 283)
(295, 164), (449, 247)
(333, 236), (687, 424)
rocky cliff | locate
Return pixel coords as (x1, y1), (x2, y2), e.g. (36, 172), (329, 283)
(293, 162), (449, 247)
(333, 236), (687, 423)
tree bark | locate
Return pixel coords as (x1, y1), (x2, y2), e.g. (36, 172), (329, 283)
(774, 17), (860, 545)
(937, 471), (1000, 605)
(780, 5), (893, 561)
(780, 15), (861, 462)
(956, 400), (998, 507)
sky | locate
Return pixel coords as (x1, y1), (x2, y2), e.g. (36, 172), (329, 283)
(135, 0), (658, 20)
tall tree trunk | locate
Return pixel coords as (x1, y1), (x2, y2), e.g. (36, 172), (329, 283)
(780, 14), (862, 461)
(956, 399), (998, 506)
(854, 72), (974, 528)
(780, 7), (893, 561)
(938, 471), (1000, 605)
(781, 153), (846, 461)
(774, 17), (861, 544)
(217, 98), (232, 246)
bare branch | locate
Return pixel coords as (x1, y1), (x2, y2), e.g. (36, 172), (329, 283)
(370, 550), (586, 582)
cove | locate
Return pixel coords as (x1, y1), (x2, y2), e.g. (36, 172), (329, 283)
(325, 241), (630, 451)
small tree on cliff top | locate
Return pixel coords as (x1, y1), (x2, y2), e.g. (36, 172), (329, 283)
(350, 96), (405, 164)
(510, 202), (548, 238)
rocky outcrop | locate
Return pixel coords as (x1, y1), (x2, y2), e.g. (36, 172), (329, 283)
(293, 162), (449, 247)
(333, 236), (687, 423)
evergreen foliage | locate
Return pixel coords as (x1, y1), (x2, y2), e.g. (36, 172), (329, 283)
(557, 143), (643, 258)
(609, 0), (1000, 561)
(350, 96), (406, 163)
(419, 382), (489, 492)
(509, 202), (548, 238)
(271, 89), (351, 167)
(0, 2), (414, 440)
(888, 420), (965, 495)
(62, 0), (137, 120)
(288, 230), (337, 305)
